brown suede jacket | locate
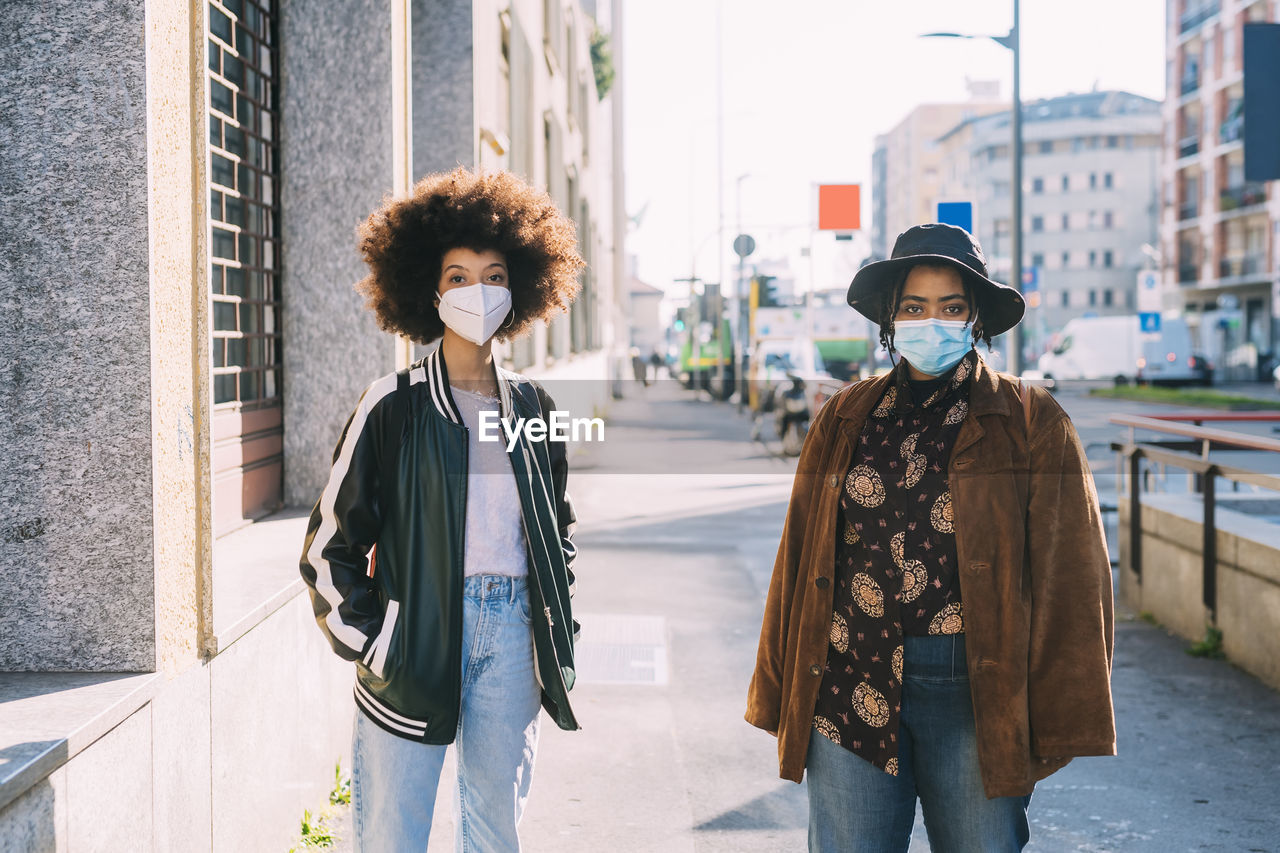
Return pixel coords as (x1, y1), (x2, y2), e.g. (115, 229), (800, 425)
(745, 356), (1116, 798)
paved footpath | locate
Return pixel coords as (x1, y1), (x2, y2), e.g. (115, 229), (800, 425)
(323, 379), (1280, 852)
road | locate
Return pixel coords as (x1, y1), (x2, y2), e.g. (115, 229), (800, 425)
(329, 376), (1280, 852)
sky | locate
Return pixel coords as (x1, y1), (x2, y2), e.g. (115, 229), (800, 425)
(621, 0), (1168, 298)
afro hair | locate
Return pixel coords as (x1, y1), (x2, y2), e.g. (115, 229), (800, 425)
(355, 167), (585, 344)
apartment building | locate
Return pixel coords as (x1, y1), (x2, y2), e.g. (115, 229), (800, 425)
(1163, 0), (1279, 377)
(934, 91), (1162, 350)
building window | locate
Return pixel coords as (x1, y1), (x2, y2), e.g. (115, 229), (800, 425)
(1089, 289), (1097, 306)
(1061, 213), (1070, 231)
(1089, 172), (1097, 189)
(1089, 250), (1097, 267)
(1104, 172), (1113, 189)
(1106, 135), (1119, 148)
(1061, 290), (1070, 308)
(1031, 252), (1045, 268)
(208, 0), (283, 534)
(1104, 210), (1114, 228)
(1031, 215), (1044, 233)
(1104, 249), (1114, 268)
(1061, 250), (1070, 268)
(1103, 288), (1113, 306)
(1032, 177), (1044, 194)
(1038, 140), (1052, 154)
(1061, 174), (1069, 191)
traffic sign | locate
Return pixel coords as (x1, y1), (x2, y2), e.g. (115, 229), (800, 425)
(1136, 270), (1161, 313)
(733, 234), (756, 258)
(936, 201), (973, 234)
(1138, 312), (1162, 333)
(817, 184), (861, 231)
(1021, 266), (1041, 292)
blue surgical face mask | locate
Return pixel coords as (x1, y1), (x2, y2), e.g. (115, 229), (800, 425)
(891, 318), (974, 376)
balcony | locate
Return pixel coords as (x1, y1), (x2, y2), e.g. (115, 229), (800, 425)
(1180, 75), (1200, 96)
(1178, 201), (1200, 220)
(1219, 255), (1266, 279)
(1178, 136), (1201, 158)
(1220, 183), (1267, 211)
(1178, 263), (1200, 283)
(1180, 2), (1219, 33)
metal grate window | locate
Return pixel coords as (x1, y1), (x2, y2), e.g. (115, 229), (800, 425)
(207, 0), (283, 533)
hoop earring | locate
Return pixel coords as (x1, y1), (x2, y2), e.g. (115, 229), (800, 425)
(500, 309), (516, 330)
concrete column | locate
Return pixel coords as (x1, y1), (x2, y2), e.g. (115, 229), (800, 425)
(146, 0), (215, 670)
(0, 0), (155, 671)
(411, 0), (476, 177)
(279, 0), (400, 507)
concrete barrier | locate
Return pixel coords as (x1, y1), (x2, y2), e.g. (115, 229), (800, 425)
(1119, 493), (1280, 689)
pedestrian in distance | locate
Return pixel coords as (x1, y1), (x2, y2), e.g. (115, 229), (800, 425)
(631, 347), (650, 388)
(746, 223), (1115, 852)
(299, 167), (584, 852)
(648, 349), (664, 382)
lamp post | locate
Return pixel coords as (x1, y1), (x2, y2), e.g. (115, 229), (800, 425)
(735, 172), (751, 411)
(923, 0), (1022, 375)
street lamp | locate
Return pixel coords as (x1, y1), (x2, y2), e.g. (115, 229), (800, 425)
(922, 0), (1023, 375)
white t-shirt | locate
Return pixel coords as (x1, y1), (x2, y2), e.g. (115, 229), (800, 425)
(449, 386), (529, 577)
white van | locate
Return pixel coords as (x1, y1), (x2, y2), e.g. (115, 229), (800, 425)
(1038, 315), (1209, 385)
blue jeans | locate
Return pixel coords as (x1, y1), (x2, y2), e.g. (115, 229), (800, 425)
(806, 634), (1031, 853)
(352, 575), (542, 853)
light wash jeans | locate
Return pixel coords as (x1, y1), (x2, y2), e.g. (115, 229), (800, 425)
(806, 634), (1032, 853)
(352, 575), (541, 853)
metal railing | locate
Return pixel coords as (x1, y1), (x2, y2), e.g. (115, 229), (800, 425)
(1178, 201), (1200, 220)
(1110, 413), (1280, 619)
(1218, 255), (1265, 278)
(1220, 183), (1267, 211)
(1180, 2), (1219, 33)
(1178, 136), (1200, 158)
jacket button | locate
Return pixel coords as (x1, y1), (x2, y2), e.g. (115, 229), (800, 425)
(828, 474), (839, 489)
(809, 664), (822, 677)
(815, 576), (830, 589)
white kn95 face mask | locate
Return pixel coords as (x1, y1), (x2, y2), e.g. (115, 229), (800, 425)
(436, 282), (512, 345)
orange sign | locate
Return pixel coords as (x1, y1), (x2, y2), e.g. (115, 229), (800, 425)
(817, 184), (861, 231)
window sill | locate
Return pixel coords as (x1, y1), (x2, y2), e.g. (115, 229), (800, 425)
(210, 506), (312, 655)
(0, 672), (162, 812)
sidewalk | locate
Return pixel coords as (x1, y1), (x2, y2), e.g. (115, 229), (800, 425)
(317, 380), (1280, 852)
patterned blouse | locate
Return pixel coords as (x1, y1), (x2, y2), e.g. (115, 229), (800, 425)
(811, 350), (977, 775)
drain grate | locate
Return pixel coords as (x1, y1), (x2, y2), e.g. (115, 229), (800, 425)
(573, 614), (668, 685)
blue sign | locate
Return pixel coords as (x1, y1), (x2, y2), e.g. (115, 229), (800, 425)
(1139, 312), (1162, 333)
(1021, 266), (1041, 292)
(936, 202), (973, 234)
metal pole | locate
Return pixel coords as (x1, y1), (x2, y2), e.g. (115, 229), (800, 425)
(1008, 0), (1023, 376)
(714, 0), (727, 400)
(736, 175), (748, 412)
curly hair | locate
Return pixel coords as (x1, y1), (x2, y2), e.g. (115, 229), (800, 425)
(355, 167), (585, 344)
(876, 262), (994, 353)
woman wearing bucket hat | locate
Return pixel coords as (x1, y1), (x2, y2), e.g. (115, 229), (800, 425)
(746, 223), (1115, 851)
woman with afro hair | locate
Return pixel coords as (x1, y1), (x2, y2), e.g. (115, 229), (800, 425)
(299, 167), (586, 852)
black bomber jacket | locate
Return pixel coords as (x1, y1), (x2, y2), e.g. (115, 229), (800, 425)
(299, 346), (580, 742)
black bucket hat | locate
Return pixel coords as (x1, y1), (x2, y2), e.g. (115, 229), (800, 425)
(847, 223), (1025, 337)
